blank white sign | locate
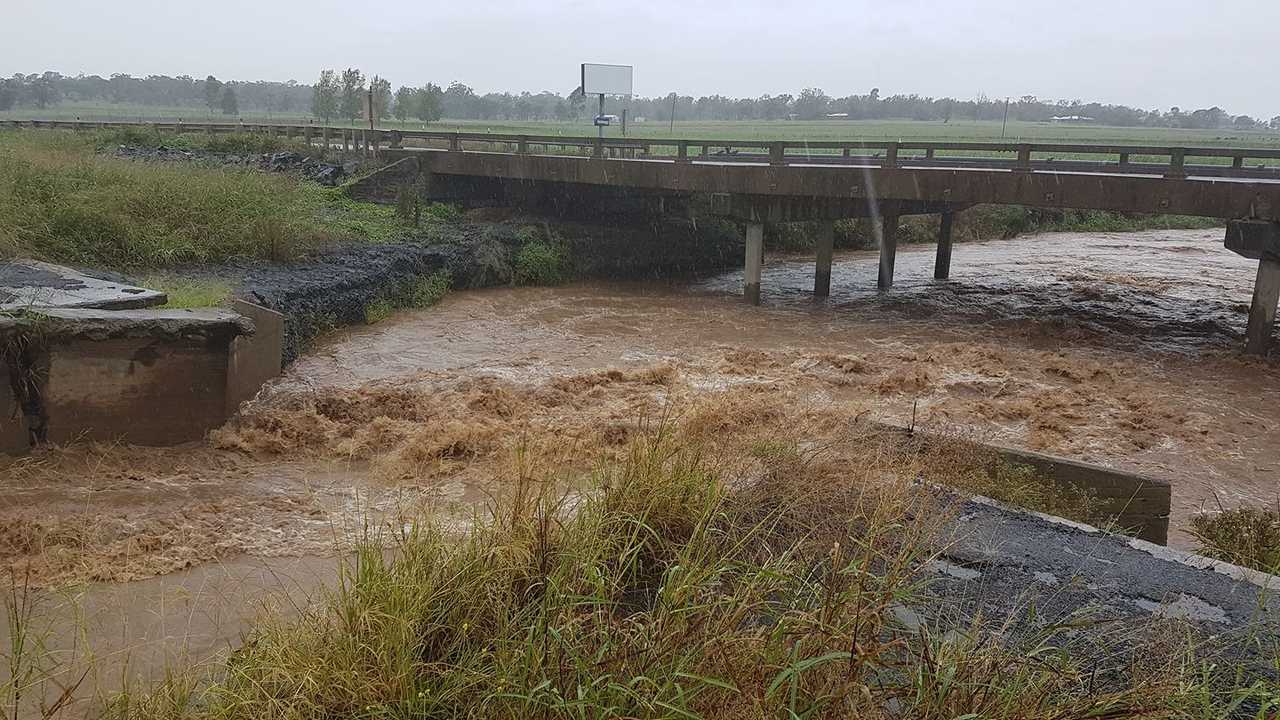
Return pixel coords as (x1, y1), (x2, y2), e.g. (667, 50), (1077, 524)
(581, 64), (633, 96)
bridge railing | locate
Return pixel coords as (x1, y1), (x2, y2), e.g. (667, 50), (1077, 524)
(5, 119), (1280, 180)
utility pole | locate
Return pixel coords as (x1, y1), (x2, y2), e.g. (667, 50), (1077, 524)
(669, 94), (676, 133)
(1001, 97), (1011, 138)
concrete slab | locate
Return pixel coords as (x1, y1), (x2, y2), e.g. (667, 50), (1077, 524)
(30, 307), (253, 342)
(0, 259), (166, 312)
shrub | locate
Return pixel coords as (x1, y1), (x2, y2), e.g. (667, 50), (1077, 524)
(1191, 503), (1280, 573)
(513, 228), (571, 286)
(364, 270), (452, 324)
(423, 202), (463, 223)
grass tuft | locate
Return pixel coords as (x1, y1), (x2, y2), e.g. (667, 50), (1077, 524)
(1191, 502), (1280, 573)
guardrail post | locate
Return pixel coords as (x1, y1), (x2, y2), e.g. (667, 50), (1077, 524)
(517, 135), (529, 154)
(883, 142), (899, 168)
(592, 137), (604, 159)
(769, 142), (786, 166)
(1233, 156), (1245, 170)
(842, 147), (851, 158)
(677, 141), (690, 163)
(1119, 152), (1130, 168)
(448, 133), (461, 152)
(1015, 144), (1032, 172)
(1166, 148), (1187, 179)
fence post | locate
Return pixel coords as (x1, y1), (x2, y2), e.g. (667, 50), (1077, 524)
(449, 133), (461, 152)
(1166, 148), (1187, 179)
(769, 142), (786, 166)
(1014, 144), (1033, 172)
(883, 142), (899, 168)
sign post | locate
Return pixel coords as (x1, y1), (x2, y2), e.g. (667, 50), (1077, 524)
(581, 63), (633, 146)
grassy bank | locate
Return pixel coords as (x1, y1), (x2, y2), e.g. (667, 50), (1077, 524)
(93, 429), (1275, 720)
(0, 129), (406, 268)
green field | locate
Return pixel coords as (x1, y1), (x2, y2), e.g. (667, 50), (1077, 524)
(7, 102), (1280, 148)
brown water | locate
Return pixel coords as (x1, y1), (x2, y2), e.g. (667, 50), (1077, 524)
(289, 228), (1280, 541)
(7, 227), (1280, 716)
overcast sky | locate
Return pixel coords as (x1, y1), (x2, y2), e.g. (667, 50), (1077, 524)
(4, 0), (1278, 118)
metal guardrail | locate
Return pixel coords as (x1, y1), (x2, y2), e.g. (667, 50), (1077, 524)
(6, 118), (1280, 181)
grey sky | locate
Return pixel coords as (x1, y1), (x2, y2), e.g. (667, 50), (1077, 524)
(4, 0), (1278, 118)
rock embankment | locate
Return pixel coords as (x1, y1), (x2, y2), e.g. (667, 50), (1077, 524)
(111, 145), (350, 186)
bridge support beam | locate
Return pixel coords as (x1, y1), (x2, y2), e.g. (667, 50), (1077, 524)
(745, 222), (764, 305)
(1225, 220), (1280, 355)
(1246, 260), (1280, 355)
(814, 220), (834, 297)
(877, 213), (900, 290)
(935, 211), (955, 280)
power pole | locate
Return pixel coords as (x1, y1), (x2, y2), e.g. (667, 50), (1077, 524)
(669, 94), (676, 133)
(1001, 97), (1011, 138)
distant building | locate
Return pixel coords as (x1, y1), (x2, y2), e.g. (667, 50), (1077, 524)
(825, 112), (850, 119)
(1051, 115), (1096, 123)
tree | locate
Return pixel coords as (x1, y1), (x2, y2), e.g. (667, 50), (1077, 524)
(30, 72), (60, 108)
(1271, 116), (1280, 131)
(339, 68), (365, 123)
(220, 85), (238, 115)
(369, 75), (391, 122)
(204, 75), (223, 112)
(415, 83), (443, 123)
(393, 86), (415, 121)
(0, 80), (16, 111)
(1234, 115), (1258, 130)
(311, 69), (338, 122)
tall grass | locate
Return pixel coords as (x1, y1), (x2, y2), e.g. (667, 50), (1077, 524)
(101, 431), (1276, 720)
(1192, 501), (1280, 574)
(0, 130), (332, 267)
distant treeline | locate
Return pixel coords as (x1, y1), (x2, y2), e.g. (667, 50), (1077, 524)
(4, 70), (1280, 130)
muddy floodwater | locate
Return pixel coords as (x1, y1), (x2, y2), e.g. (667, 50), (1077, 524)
(5, 227), (1280, 715)
(292, 227), (1278, 541)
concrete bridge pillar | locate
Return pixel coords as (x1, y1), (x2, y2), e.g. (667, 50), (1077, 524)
(814, 220), (834, 297)
(877, 213), (901, 290)
(1246, 259), (1280, 355)
(935, 211), (955, 280)
(745, 223), (764, 305)
(1225, 220), (1280, 355)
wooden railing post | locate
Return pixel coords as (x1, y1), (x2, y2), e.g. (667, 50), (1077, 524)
(449, 133), (461, 152)
(1014, 144), (1033, 172)
(1166, 148), (1187, 179)
(677, 141), (690, 163)
(517, 135), (529, 154)
(769, 142), (786, 166)
(1119, 152), (1130, 168)
(883, 142), (899, 168)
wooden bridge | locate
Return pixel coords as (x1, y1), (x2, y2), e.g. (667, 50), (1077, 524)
(9, 118), (1280, 353)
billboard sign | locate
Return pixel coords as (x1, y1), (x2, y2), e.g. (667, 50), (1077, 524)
(581, 63), (633, 96)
